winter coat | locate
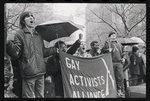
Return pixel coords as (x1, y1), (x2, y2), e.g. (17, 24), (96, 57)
(138, 54), (146, 76)
(89, 49), (100, 57)
(6, 27), (57, 78)
(129, 53), (140, 75)
(101, 40), (123, 63)
(123, 53), (130, 72)
(46, 40), (81, 97)
(141, 53), (146, 75)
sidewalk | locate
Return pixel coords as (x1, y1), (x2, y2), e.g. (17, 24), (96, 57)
(126, 83), (146, 98)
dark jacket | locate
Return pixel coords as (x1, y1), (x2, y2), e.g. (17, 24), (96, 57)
(129, 53), (140, 75)
(137, 55), (145, 76)
(101, 40), (123, 63)
(6, 28), (57, 78)
(89, 49), (100, 57)
(46, 40), (81, 97)
(123, 53), (130, 72)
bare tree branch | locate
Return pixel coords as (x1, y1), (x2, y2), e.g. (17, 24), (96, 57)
(7, 22), (20, 28)
(101, 9), (104, 19)
(8, 12), (21, 20)
(105, 5), (114, 13)
(106, 5), (129, 33)
(87, 7), (118, 33)
(129, 14), (146, 32)
(7, 15), (20, 30)
(137, 33), (146, 38)
(128, 12), (140, 24)
(113, 22), (123, 35)
(140, 28), (146, 35)
(7, 4), (27, 30)
(122, 4), (131, 19)
(7, 4), (21, 19)
(124, 4), (131, 12)
(6, 3), (18, 14)
(10, 26), (19, 32)
(124, 4), (134, 14)
(114, 4), (119, 14)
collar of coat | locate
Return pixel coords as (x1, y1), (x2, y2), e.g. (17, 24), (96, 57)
(22, 27), (38, 35)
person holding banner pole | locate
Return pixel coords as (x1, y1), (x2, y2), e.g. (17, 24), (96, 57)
(101, 31), (125, 98)
(46, 34), (83, 98)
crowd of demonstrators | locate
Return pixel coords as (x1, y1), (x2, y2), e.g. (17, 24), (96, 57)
(101, 31), (125, 98)
(5, 11), (146, 98)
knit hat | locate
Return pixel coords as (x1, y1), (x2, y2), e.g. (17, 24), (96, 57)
(132, 46), (139, 53)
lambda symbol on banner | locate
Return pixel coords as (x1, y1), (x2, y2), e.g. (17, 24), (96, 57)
(101, 58), (115, 96)
(113, 44), (119, 52)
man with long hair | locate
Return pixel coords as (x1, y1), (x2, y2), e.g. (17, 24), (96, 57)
(6, 11), (57, 98)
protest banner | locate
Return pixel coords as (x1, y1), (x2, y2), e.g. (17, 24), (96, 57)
(59, 50), (117, 98)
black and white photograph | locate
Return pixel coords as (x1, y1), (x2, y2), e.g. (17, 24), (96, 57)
(4, 3), (146, 98)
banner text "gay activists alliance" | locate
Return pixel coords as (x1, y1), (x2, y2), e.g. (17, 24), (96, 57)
(59, 51), (117, 98)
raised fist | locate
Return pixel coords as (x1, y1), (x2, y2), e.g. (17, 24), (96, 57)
(79, 33), (83, 41)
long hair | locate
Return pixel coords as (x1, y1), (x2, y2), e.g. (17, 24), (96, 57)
(19, 11), (34, 28)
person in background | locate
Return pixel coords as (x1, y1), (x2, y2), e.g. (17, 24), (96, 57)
(6, 11), (57, 98)
(129, 46), (141, 86)
(122, 46), (131, 93)
(89, 41), (101, 57)
(101, 31), (125, 97)
(74, 41), (92, 57)
(4, 55), (17, 98)
(139, 47), (146, 76)
(137, 47), (146, 84)
(142, 49), (146, 68)
(141, 49), (146, 83)
(46, 34), (83, 98)
(123, 46), (131, 72)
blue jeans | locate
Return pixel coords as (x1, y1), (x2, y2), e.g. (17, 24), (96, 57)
(22, 75), (44, 98)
